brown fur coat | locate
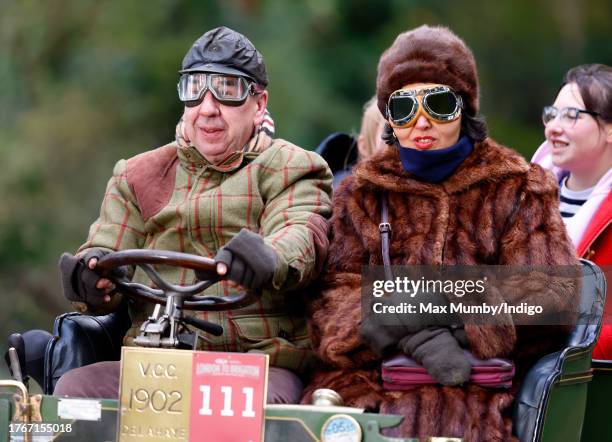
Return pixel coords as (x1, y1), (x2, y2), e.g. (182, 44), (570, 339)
(302, 139), (579, 441)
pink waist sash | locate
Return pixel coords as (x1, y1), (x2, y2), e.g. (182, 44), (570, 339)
(382, 351), (515, 389)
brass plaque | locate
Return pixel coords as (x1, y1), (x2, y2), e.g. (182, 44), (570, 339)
(117, 347), (193, 441)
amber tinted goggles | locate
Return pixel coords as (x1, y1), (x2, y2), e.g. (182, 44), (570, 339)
(387, 86), (463, 128)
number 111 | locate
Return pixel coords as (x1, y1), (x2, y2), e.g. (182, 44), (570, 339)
(198, 385), (256, 418)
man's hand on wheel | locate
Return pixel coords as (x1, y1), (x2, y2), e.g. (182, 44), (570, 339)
(196, 229), (277, 291)
(86, 255), (114, 302)
(59, 249), (124, 305)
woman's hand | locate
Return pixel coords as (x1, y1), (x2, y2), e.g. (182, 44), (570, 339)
(398, 327), (471, 386)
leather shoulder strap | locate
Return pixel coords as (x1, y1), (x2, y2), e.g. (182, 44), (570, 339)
(379, 191), (393, 281)
(126, 143), (179, 221)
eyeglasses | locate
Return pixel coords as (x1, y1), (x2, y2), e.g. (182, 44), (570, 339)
(177, 72), (260, 107)
(542, 106), (599, 127)
(386, 86), (463, 128)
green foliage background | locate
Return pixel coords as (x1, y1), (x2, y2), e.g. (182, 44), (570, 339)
(0, 0), (610, 366)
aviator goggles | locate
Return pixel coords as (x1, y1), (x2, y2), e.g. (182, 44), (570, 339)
(542, 105), (599, 127)
(177, 72), (261, 107)
(386, 86), (463, 128)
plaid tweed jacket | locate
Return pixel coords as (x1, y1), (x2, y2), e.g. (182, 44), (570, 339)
(76, 138), (333, 373)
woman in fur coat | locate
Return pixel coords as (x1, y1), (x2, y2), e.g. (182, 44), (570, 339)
(302, 25), (579, 441)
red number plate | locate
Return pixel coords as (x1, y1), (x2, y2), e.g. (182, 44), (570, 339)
(189, 352), (268, 442)
(118, 348), (268, 442)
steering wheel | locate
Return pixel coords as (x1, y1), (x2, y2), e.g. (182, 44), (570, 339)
(96, 249), (260, 311)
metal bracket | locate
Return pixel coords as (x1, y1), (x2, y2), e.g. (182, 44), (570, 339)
(12, 393), (42, 423)
(0, 380), (42, 442)
(0, 380), (43, 442)
(134, 292), (191, 348)
(378, 222), (392, 234)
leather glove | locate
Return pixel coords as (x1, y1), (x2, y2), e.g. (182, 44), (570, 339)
(58, 249), (125, 306)
(197, 229), (277, 291)
(398, 327), (471, 386)
(451, 326), (468, 347)
(359, 288), (459, 356)
(359, 309), (410, 357)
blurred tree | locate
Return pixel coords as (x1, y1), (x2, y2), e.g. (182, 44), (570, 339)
(0, 0), (610, 359)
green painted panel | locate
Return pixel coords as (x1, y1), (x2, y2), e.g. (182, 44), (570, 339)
(541, 381), (589, 442)
(1, 394), (417, 442)
(0, 397), (10, 442)
(581, 369), (612, 442)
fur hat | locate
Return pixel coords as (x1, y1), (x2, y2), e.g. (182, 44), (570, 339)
(376, 25), (479, 117)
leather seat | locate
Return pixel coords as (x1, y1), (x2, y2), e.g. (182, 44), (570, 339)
(42, 301), (130, 394)
(513, 260), (607, 441)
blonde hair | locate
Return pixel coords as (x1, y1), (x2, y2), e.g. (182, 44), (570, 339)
(358, 96), (386, 160)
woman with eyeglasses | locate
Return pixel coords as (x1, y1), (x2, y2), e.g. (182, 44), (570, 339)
(302, 26), (579, 440)
(533, 64), (612, 358)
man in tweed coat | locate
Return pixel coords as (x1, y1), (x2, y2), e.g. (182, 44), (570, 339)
(55, 26), (333, 403)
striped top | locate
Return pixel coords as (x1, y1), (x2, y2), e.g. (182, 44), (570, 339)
(559, 176), (594, 218)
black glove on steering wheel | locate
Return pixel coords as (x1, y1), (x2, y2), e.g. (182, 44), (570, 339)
(198, 229), (277, 291)
(59, 249), (125, 306)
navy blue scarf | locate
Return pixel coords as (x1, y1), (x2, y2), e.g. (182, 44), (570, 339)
(398, 135), (474, 183)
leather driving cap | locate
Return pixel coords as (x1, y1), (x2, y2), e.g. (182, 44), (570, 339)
(180, 26), (268, 86)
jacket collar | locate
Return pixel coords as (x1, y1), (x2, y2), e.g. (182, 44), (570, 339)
(353, 138), (530, 195)
(177, 145), (247, 172)
(175, 126), (273, 173)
